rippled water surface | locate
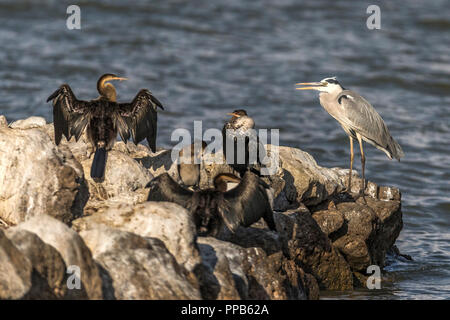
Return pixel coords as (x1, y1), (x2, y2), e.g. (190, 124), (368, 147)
(0, 0), (448, 299)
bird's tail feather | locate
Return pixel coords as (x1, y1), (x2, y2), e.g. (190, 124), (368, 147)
(90, 148), (107, 179)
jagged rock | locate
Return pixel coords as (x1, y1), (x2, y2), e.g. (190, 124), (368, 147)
(273, 146), (351, 207)
(333, 235), (371, 271)
(0, 229), (33, 299)
(275, 210), (353, 290)
(198, 237), (297, 300)
(196, 239), (241, 300)
(0, 122), (87, 225)
(13, 215), (103, 299)
(311, 201), (345, 236)
(5, 228), (74, 299)
(72, 201), (201, 272)
(218, 224), (283, 256)
(336, 202), (378, 240)
(9, 116), (47, 129)
(82, 190), (149, 217)
(281, 259), (320, 300)
(363, 196), (403, 267)
(41, 124), (154, 203)
(79, 149), (153, 201)
(79, 225), (201, 300)
(0, 115), (8, 128)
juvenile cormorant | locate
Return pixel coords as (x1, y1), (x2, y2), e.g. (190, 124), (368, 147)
(177, 141), (207, 189)
(146, 171), (276, 236)
(47, 73), (164, 179)
(222, 110), (266, 177)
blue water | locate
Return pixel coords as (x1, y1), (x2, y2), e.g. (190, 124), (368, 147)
(0, 0), (448, 299)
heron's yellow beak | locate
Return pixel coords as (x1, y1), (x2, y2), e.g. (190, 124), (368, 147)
(227, 112), (241, 117)
(295, 82), (325, 90)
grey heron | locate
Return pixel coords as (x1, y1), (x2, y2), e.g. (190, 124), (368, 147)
(296, 77), (404, 195)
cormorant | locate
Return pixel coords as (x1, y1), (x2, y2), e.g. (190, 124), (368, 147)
(222, 110), (266, 177)
(146, 171), (276, 236)
(177, 141), (207, 189)
(47, 73), (164, 179)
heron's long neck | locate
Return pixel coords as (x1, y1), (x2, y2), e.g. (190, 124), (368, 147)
(319, 88), (344, 119)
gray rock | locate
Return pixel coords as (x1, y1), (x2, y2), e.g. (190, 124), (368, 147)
(9, 116), (46, 129)
(79, 226), (201, 300)
(5, 228), (79, 299)
(79, 149), (153, 201)
(311, 201), (345, 236)
(336, 202), (378, 240)
(0, 229), (32, 299)
(274, 146), (349, 207)
(198, 237), (296, 300)
(72, 201), (201, 272)
(0, 115), (8, 128)
(42, 125), (154, 203)
(195, 238), (241, 300)
(13, 215), (103, 299)
(0, 125), (87, 225)
(275, 210), (353, 290)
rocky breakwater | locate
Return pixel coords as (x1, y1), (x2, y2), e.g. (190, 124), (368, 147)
(0, 116), (405, 299)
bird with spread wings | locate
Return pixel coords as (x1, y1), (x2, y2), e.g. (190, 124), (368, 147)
(47, 74), (164, 179)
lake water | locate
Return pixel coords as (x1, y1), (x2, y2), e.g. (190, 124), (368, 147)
(0, 0), (448, 299)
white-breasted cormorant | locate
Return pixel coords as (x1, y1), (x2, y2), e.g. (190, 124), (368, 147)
(222, 109), (266, 177)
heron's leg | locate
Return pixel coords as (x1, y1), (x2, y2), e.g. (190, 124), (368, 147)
(347, 136), (354, 192)
(356, 134), (366, 195)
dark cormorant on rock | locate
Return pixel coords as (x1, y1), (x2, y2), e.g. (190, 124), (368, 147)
(146, 171), (276, 236)
(47, 73), (164, 179)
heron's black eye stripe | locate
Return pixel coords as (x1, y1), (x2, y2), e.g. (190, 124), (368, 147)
(326, 79), (338, 84)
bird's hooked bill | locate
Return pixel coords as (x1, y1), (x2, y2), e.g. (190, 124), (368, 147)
(295, 82), (325, 90)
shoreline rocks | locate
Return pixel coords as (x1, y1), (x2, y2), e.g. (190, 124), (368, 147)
(0, 116), (406, 299)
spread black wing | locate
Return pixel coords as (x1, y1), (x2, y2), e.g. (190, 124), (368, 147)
(218, 171), (275, 232)
(118, 89), (164, 152)
(46, 84), (90, 145)
(146, 173), (193, 208)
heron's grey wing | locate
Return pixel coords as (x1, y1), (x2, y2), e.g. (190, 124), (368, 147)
(46, 84), (90, 145)
(146, 173), (193, 208)
(219, 171), (275, 232)
(118, 89), (163, 152)
(336, 90), (403, 158)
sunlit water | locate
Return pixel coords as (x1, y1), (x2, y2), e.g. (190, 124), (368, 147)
(0, 0), (448, 299)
